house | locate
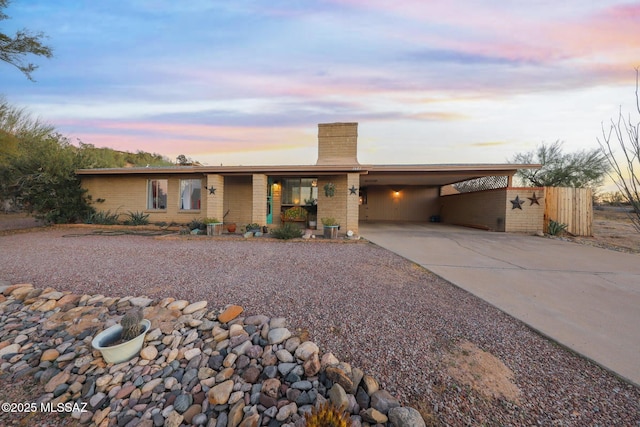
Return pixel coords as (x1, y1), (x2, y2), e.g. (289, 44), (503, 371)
(77, 123), (543, 234)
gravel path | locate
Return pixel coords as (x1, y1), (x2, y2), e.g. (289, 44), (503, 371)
(1, 228), (639, 426)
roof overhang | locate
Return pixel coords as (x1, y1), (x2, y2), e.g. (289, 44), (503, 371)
(76, 163), (540, 187)
(76, 164), (371, 176)
(361, 164), (540, 187)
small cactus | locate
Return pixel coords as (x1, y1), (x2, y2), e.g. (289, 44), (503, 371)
(121, 307), (144, 341)
(304, 402), (352, 427)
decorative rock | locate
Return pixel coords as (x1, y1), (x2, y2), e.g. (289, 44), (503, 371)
(361, 408), (388, 424)
(207, 380), (234, 405)
(36, 300), (57, 312)
(192, 413), (208, 426)
(0, 287), (414, 427)
(140, 345), (158, 360)
(228, 390), (244, 405)
(294, 341), (319, 361)
(303, 353), (321, 377)
(184, 348), (202, 361)
(388, 406), (427, 427)
(276, 349), (294, 363)
(362, 375), (379, 395)
(229, 324), (246, 337)
(239, 413), (260, 427)
(221, 404), (240, 427)
(129, 297), (153, 307)
(261, 378), (281, 398)
(173, 394), (192, 413)
(182, 403), (202, 424)
(116, 384), (136, 399)
(325, 366), (353, 393)
(44, 370), (70, 393)
(0, 344), (20, 358)
(141, 378), (164, 394)
(89, 392), (107, 409)
(167, 300), (189, 310)
(218, 305), (243, 323)
(183, 300), (207, 314)
(321, 352), (340, 368)
(242, 366), (261, 384)
(165, 410), (184, 427)
(40, 349), (60, 362)
(328, 383), (349, 410)
(276, 402), (297, 421)
(183, 330), (199, 346)
(370, 390), (401, 414)
(267, 328), (291, 345)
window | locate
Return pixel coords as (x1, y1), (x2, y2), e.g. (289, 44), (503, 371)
(180, 179), (201, 210)
(281, 178), (318, 205)
(147, 179), (167, 210)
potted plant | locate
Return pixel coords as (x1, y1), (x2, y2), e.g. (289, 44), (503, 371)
(204, 217), (223, 236)
(187, 218), (207, 235)
(321, 217), (339, 239)
(244, 223), (261, 237)
(92, 308), (151, 364)
(226, 223), (237, 233)
(304, 197), (318, 229)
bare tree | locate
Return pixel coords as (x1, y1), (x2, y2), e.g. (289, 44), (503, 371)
(598, 68), (640, 232)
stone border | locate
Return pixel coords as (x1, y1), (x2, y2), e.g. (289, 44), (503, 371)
(0, 283), (425, 427)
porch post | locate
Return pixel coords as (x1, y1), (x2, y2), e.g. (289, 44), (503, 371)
(205, 174), (224, 221)
(346, 172), (360, 235)
(252, 174), (267, 226)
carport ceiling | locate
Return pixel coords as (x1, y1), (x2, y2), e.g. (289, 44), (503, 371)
(360, 164), (537, 187)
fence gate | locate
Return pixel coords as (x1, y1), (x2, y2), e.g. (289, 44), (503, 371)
(544, 187), (592, 236)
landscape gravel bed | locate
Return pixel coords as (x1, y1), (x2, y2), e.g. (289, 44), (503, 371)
(1, 228), (639, 426)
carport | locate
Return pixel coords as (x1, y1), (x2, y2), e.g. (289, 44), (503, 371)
(358, 164), (544, 233)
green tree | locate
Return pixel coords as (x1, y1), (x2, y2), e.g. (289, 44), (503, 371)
(1, 0), (53, 81)
(6, 132), (94, 223)
(511, 141), (610, 188)
(1, 99), (177, 221)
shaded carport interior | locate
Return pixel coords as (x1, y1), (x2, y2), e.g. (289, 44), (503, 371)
(358, 164), (540, 224)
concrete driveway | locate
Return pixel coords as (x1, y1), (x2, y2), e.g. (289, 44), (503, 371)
(359, 222), (640, 386)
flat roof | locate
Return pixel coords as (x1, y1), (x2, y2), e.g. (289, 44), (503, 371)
(76, 163), (540, 187)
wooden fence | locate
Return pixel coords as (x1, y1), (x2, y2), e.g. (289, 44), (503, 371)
(544, 187), (593, 236)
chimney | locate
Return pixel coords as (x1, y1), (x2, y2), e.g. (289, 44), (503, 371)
(316, 122), (359, 165)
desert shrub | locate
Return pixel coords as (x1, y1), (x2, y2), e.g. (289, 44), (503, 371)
(86, 210), (120, 225)
(245, 223), (260, 232)
(548, 219), (568, 236)
(123, 210), (149, 225)
(188, 218), (206, 231)
(271, 222), (303, 240)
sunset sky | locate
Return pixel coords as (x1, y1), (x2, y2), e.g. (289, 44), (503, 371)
(2, 1), (639, 167)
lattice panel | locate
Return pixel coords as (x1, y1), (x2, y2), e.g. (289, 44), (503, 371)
(453, 176), (508, 193)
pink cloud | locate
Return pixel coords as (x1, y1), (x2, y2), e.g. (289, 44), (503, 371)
(64, 120), (316, 160)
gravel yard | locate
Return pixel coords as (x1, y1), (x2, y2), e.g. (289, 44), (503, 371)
(1, 227), (639, 426)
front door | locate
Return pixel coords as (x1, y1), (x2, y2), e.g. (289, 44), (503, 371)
(267, 177), (273, 224)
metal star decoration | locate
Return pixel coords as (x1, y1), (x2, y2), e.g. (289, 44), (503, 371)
(528, 192), (541, 206)
(510, 195), (524, 210)
(349, 185), (358, 195)
(208, 186), (216, 195)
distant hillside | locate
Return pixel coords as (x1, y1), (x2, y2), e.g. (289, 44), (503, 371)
(73, 143), (175, 168)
